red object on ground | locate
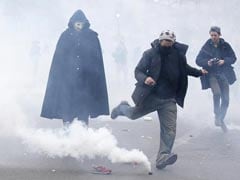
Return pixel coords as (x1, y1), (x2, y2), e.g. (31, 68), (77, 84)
(92, 165), (112, 175)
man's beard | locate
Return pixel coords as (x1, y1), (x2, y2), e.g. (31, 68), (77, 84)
(159, 46), (172, 55)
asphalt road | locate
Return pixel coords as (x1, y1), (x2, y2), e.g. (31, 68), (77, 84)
(0, 116), (240, 180)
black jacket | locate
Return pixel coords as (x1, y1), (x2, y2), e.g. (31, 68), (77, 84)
(41, 10), (109, 120)
(196, 38), (237, 89)
(132, 39), (202, 108)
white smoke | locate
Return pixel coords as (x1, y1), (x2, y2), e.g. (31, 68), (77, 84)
(18, 121), (151, 172)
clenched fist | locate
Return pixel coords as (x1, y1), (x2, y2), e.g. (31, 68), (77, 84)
(144, 77), (156, 86)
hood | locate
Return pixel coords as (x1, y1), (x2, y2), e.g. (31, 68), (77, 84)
(68, 10), (90, 29)
(151, 39), (189, 56)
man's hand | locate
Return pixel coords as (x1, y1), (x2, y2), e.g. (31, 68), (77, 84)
(208, 60), (213, 66)
(144, 77), (156, 86)
(201, 69), (208, 75)
(217, 59), (225, 66)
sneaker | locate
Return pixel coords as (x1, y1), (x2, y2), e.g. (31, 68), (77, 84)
(215, 118), (222, 127)
(220, 121), (228, 133)
(111, 101), (129, 119)
(156, 153), (178, 170)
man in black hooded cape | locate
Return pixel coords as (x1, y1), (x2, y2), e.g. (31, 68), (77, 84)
(41, 10), (109, 125)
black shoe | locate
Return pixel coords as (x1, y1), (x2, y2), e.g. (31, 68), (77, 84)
(156, 153), (178, 170)
(111, 101), (129, 119)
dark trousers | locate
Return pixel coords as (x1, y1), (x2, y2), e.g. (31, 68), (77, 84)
(209, 74), (229, 122)
(118, 94), (177, 162)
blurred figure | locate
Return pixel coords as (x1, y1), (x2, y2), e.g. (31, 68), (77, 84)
(29, 40), (41, 76)
(196, 26), (237, 132)
(41, 10), (109, 126)
(112, 39), (128, 81)
(112, 39), (128, 65)
(111, 30), (207, 169)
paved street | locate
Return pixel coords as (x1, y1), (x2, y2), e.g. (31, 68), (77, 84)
(0, 116), (239, 180)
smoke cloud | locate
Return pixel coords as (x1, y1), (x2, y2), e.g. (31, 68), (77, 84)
(18, 121), (151, 172)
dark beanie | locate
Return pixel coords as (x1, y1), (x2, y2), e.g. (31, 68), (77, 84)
(209, 26), (221, 35)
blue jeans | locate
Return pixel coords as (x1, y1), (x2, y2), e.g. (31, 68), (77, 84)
(209, 74), (229, 122)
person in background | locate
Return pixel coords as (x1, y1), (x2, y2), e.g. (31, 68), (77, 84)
(196, 26), (237, 132)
